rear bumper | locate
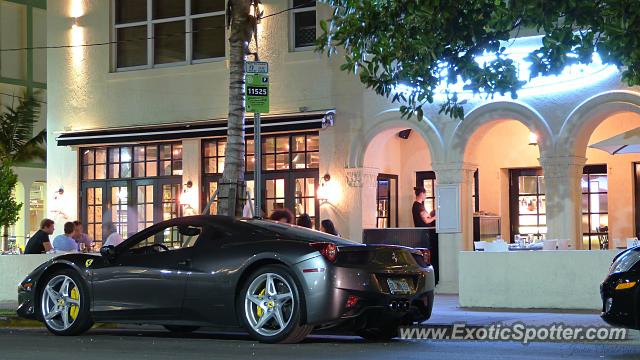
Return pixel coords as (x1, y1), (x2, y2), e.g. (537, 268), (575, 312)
(600, 271), (640, 329)
(297, 258), (436, 327)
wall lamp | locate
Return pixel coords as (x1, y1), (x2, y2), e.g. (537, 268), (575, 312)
(529, 132), (538, 146)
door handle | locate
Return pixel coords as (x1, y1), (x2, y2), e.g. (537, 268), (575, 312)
(177, 259), (192, 267)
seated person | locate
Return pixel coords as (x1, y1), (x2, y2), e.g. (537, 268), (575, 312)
(52, 222), (79, 252)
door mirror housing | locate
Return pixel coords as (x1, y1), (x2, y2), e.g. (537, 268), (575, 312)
(100, 245), (116, 260)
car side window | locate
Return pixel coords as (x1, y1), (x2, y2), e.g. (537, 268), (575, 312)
(130, 225), (203, 252)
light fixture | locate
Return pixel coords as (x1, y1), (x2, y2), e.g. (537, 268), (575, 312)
(72, 17), (79, 28)
(317, 174), (332, 202)
(529, 132), (538, 146)
(185, 180), (193, 188)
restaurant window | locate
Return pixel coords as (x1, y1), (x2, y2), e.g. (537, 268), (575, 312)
(509, 169), (546, 241)
(582, 165), (609, 250)
(28, 182), (46, 235)
(80, 142), (183, 246)
(376, 174), (398, 228)
(290, 0), (316, 50)
(114, 0), (226, 70)
(202, 132), (319, 226)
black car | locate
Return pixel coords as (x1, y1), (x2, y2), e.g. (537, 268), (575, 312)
(17, 215), (435, 343)
(601, 246), (640, 329)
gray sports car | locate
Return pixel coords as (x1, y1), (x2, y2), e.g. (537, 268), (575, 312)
(17, 215), (435, 343)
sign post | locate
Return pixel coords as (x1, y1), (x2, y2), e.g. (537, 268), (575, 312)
(245, 61), (269, 217)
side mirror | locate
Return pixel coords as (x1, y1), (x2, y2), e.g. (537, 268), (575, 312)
(100, 245), (116, 260)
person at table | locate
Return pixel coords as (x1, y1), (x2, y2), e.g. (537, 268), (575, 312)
(412, 187), (435, 227)
(103, 222), (124, 247)
(52, 222), (79, 252)
(72, 220), (93, 253)
(24, 219), (54, 254)
(296, 213), (313, 228)
(269, 209), (294, 224)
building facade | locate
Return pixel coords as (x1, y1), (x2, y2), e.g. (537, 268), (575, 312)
(47, 1), (640, 292)
(0, 0), (47, 251)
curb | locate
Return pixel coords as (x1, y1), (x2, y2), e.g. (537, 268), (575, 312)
(0, 316), (117, 329)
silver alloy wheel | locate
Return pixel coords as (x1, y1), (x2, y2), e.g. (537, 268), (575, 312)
(41, 275), (80, 332)
(244, 272), (294, 337)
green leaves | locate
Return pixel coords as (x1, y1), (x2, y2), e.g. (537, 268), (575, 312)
(0, 163), (22, 230)
(0, 94), (45, 166)
(317, 0), (639, 120)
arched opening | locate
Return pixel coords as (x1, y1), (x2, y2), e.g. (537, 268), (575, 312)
(363, 127), (433, 229)
(464, 119), (543, 243)
(582, 112), (640, 249)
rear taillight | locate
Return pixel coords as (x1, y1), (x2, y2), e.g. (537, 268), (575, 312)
(310, 242), (338, 263)
(416, 248), (431, 266)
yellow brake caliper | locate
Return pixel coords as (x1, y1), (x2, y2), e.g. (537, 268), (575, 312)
(256, 288), (266, 317)
(69, 287), (80, 320)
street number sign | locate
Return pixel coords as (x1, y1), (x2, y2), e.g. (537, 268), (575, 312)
(246, 73), (269, 113)
(245, 61), (269, 74)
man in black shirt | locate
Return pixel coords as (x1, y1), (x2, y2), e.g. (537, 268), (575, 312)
(24, 219), (55, 254)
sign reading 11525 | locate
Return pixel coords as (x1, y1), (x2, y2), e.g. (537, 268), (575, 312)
(247, 86), (268, 96)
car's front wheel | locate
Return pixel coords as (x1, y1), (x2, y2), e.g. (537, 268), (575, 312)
(40, 269), (93, 336)
(239, 265), (312, 343)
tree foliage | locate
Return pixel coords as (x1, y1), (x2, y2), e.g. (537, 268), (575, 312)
(0, 94), (46, 164)
(0, 163), (22, 231)
(317, 0), (640, 120)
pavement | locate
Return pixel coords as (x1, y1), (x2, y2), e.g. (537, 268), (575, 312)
(1, 294), (639, 359)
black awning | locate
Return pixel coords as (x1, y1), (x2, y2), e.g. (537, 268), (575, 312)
(56, 110), (335, 146)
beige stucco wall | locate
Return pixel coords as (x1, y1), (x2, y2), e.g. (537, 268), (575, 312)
(46, 0), (640, 264)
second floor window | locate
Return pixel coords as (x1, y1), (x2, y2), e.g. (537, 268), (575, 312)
(290, 0), (316, 50)
(114, 0), (226, 70)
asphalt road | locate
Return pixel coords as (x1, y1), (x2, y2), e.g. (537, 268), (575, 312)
(0, 328), (638, 360)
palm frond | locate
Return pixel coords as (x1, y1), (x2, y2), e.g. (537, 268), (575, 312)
(0, 94), (43, 165)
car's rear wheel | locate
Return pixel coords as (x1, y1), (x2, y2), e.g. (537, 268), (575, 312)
(40, 269), (93, 336)
(239, 265), (312, 343)
(163, 325), (200, 333)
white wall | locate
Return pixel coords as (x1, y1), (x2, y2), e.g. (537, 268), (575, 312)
(0, 254), (54, 303)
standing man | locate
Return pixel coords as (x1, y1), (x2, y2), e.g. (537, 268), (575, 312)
(52, 222), (79, 252)
(24, 219), (54, 254)
(72, 221), (93, 253)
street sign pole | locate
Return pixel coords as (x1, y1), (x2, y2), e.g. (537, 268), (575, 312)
(254, 112), (261, 217)
(244, 61), (269, 218)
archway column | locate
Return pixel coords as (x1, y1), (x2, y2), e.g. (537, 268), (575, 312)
(344, 167), (379, 242)
(540, 155), (586, 249)
(432, 162), (477, 294)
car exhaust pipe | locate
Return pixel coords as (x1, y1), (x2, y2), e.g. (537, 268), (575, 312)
(388, 300), (411, 312)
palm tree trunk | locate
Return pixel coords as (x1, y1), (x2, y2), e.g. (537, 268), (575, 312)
(217, 0), (254, 217)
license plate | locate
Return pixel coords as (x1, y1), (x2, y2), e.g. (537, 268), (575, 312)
(386, 278), (411, 294)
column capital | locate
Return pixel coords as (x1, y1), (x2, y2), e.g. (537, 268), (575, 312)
(539, 155), (586, 179)
(431, 162), (477, 184)
(344, 167), (378, 188)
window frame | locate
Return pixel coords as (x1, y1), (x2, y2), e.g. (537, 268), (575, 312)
(289, 0), (317, 51)
(581, 164), (609, 250)
(112, 0), (226, 72)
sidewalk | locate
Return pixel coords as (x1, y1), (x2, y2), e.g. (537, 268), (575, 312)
(429, 294), (607, 328)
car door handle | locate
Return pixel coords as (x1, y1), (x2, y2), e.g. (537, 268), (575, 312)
(177, 259), (192, 267)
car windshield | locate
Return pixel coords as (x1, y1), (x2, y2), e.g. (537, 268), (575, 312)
(244, 219), (361, 247)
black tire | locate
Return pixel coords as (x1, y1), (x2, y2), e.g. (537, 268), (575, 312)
(39, 268), (94, 336)
(238, 264), (312, 343)
(356, 322), (401, 341)
(163, 325), (200, 333)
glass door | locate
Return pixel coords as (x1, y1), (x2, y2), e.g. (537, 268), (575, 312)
(159, 179), (181, 221)
(81, 182), (106, 246)
(582, 165), (609, 250)
(107, 181), (130, 239)
(509, 169), (546, 241)
(416, 171), (436, 213)
(377, 174), (398, 228)
(293, 174), (318, 228)
(132, 180), (155, 234)
(636, 163), (640, 239)
(264, 174), (287, 217)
